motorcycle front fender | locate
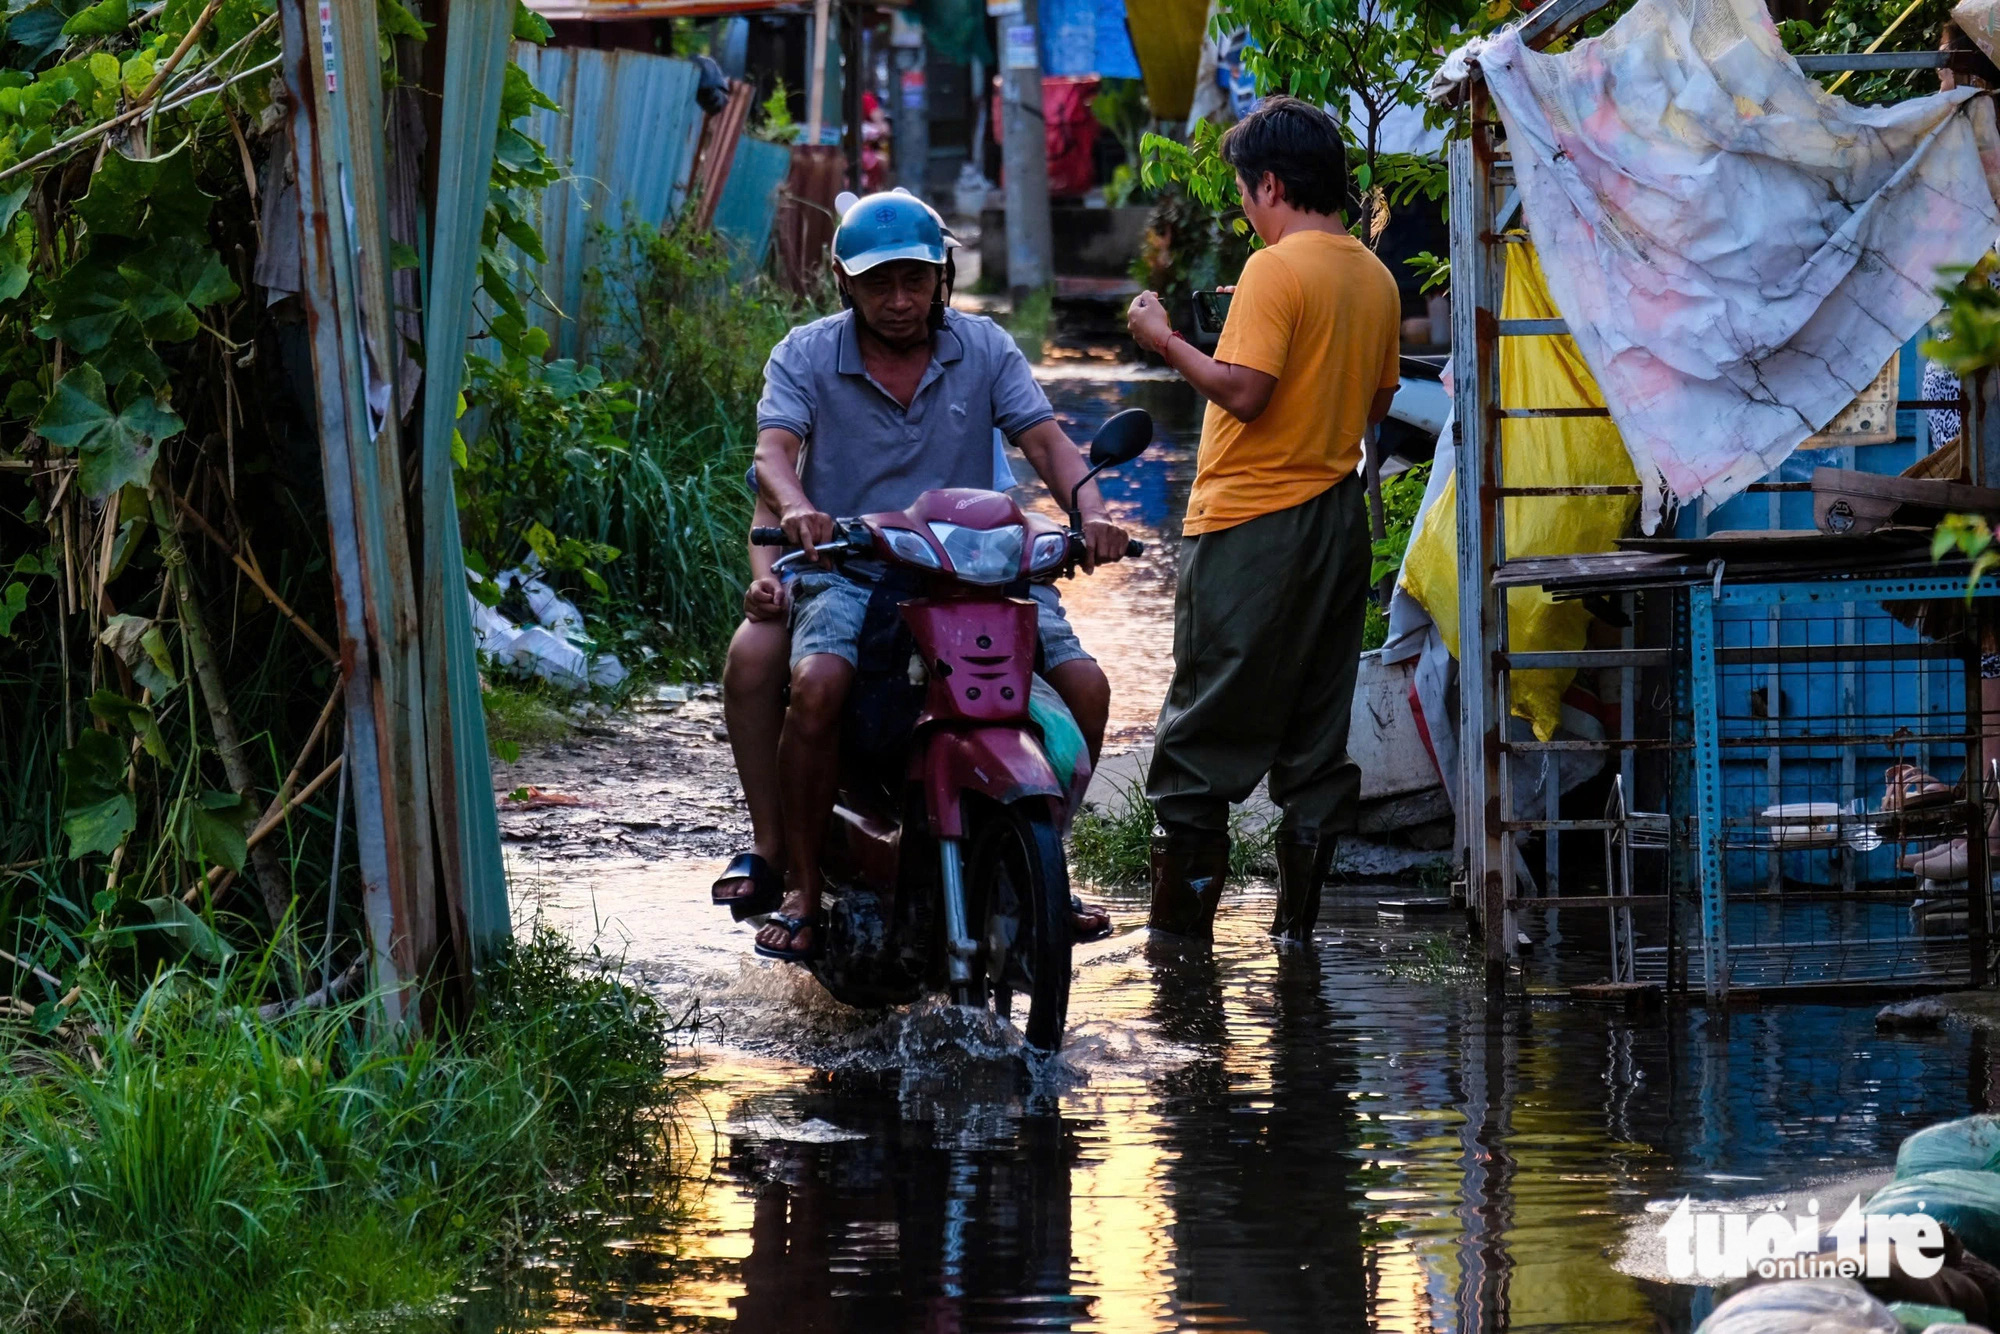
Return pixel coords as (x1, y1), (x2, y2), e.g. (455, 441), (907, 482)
(919, 725), (1063, 839)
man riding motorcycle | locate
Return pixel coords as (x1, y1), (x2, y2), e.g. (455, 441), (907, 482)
(734, 191), (1131, 962)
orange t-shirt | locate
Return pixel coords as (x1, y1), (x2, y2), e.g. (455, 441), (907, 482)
(1183, 230), (1402, 535)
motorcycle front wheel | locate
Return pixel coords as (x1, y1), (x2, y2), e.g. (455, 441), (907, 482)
(960, 800), (1073, 1052)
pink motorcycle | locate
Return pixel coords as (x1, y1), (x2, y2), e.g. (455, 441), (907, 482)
(751, 410), (1152, 1051)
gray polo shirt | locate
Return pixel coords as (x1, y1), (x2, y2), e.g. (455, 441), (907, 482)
(755, 308), (1055, 520)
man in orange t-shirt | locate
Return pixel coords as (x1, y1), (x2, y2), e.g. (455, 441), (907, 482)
(1126, 95), (1401, 944)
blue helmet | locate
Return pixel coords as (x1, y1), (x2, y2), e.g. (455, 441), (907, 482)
(832, 190), (949, 277)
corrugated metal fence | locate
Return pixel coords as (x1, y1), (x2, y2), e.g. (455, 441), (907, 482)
(510, 43), (790, 359)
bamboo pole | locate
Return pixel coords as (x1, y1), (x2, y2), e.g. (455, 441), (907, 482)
(174, 494), (339, 663)
(192, 754), (346, 901)
(148, 481), (294, 932)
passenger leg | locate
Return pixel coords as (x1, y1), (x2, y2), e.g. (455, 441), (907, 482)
(715, 616), (791, 910)
(756, 652), (855, 959)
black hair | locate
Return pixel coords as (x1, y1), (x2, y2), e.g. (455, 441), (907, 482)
(1219, 95), (1349, 218)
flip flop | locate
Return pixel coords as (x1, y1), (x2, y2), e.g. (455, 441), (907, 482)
(753, 911), (823, 963)
(712, 852), (784, 922)
(1071, 895), (1112, 943)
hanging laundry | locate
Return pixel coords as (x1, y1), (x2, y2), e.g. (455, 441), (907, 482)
(1431, 0), (2000, 532)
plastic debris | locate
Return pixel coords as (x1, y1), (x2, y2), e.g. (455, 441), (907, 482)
(466, 563), (623, 693)
(1695, 1279), (1900, 1334)
(1869, 1172), (2000, 1266)
(1899, 1118), (2000, 1180)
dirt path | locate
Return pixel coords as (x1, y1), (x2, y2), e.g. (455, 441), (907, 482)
(488, 687), (749, 872)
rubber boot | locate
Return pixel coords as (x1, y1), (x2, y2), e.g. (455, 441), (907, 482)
(1270, 833), (1334, 944)
(1148, 828), (1232, 940)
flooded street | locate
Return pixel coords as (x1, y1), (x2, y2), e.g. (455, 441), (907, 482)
(474, 375), (1999, 1333)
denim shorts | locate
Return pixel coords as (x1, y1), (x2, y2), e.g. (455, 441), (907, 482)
(786, 567), (1091, 673)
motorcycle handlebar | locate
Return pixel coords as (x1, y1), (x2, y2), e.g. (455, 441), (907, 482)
(755, 524), (1144, 561)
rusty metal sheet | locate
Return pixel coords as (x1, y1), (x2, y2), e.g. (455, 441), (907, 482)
(279, 0), (438, 1026)
(775, 144), (843, 293)
(713, 135), (791, 279)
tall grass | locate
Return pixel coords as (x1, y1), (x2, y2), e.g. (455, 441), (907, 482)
(551, 221), (835, 675)
(0, 928), (687, 1332)
(1070, 777), (1276, 888)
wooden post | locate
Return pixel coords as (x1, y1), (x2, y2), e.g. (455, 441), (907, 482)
(1450, 98), (1509, 997)
(807, 0), (831, 148)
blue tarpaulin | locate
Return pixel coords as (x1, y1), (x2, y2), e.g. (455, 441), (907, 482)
(1040, 0), (1141, 79)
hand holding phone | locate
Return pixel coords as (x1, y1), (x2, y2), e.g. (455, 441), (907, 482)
(1192, 288), (1233, 339)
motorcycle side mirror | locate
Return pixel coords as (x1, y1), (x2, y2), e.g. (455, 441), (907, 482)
(1068, 409), (1154, 520)
(1089, 409), (1153, 468)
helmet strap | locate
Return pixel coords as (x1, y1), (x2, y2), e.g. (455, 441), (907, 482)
(928, 257), (953, 332)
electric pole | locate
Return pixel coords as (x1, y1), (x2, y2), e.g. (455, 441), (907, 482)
(998, 0), (1053, 301)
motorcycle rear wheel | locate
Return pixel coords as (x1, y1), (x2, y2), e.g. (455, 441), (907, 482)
(960, 801), (1073, 1052)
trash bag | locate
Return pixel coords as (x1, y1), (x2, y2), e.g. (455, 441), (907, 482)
(1696, 1278), (1901, 1334)
(1870, 1173), (2000, 1266)
(1900, 1118), (2000, 1180)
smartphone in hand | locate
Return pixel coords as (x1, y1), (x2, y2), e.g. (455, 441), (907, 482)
(1192, 289), (1233, 341)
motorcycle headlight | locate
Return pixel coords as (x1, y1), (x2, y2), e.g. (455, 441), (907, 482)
(881, 526), (942, 569)
(928, 522), (1025, 584)
(1028, 531), (1070, 574)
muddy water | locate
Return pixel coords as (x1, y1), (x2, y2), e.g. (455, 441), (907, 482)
(463, 375), (1998, 1333)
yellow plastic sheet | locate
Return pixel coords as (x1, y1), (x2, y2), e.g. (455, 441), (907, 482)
(1399, 243), (1639, 741)
(1125, 0), (1208, 122)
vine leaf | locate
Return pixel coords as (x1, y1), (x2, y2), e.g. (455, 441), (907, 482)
(75, 144), (214, 240)
(7, 0), (74, 66)
(0, 582), (25, 636)
(35, 364), (184, 498)
(99, 613), (178, 695)
(136, 894), (235, 963)
(87, 688), (170, 762)
(0, 182), (29, 230)
(182, 790), (249, 873)
(120, 237), (240, 341)
(60, 729), (134, 859)
(61, 0), (127, 37)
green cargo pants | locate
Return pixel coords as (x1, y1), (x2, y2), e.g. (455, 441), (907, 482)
(1145, 472), (1369, 840)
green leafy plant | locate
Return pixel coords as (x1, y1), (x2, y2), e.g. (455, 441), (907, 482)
(1932, 511), (1998, 594)
(1778, 0), (1955, 105)
(1070, 777), (1277, 887)
(1140, 0), (1507, 249)
(754, 76), (803, 145)
(1370, 461), (1434, 587)
(1924, 260), (2000, 597)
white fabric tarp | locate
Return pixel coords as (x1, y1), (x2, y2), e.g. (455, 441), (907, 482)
(1431, 0), (2000, 531)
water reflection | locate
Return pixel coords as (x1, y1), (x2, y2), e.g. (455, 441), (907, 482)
(458, 863), (1991, 1334)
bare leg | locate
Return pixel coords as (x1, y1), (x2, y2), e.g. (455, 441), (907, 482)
(718, 616), (790, 900)
(1046, 657), (1111, 769)
(756, 653), (854, 954)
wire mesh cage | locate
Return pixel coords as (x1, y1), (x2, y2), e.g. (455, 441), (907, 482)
(1686, 577), (1998, 995)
